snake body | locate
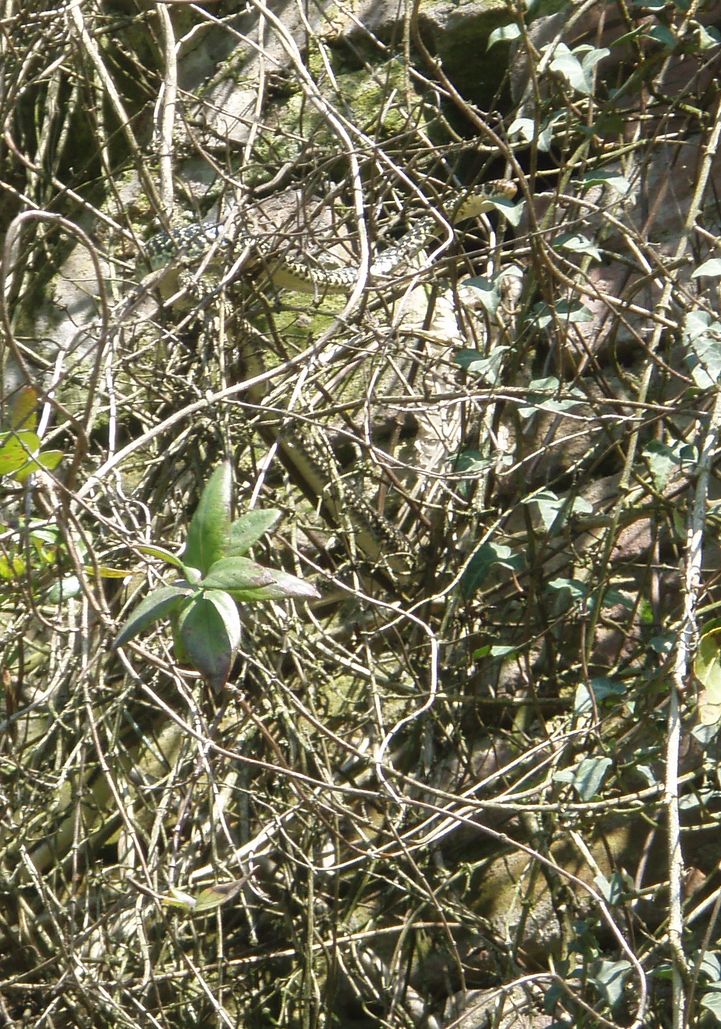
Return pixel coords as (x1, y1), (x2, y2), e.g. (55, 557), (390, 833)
(145, 180), (516, 293)
(148, 181), (516, 585)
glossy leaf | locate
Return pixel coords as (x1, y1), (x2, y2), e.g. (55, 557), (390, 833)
(176, 589), (241, 690)
(696, 621), (721, 725)
(487, 23), (520, 49)
(115, 584), (194, 647)
(643, 438), (695, 490)
(91, 566), (132, 579)
(46, 576), (83, 604)
(458, 277), (502, 314)
(590, 959), (632, 1009)
(582, 169), (631, 195)
(455, 346), (509, 383)
(7, 386), (38, 431)
(683, 311), (721, 388)
(228, 509), (281, 556)
(461, 542), (523, 599)
(0, 431), (40, 475)
(692, 258), (721, 279)
(12, 449), (65, 483)
(193, 880), (245, 912)
(137, 544), (186, 570)
(553, 231), (602, 262)
(161, 879), (244, 913)
(700, 989), (721, 1019)
(573, 756), (612, 800)
(574, 678), (626, 714)
(182, 462), (232, 575)
(0, 554), (26, 579)
(546, 43), (609, 96)
(202, 556), (319, 601)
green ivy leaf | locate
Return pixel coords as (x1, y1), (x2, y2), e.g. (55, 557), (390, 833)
(695, 621), (721, 725)
(646, 23), (677, 48)
(683, 310), (721, 388)
(582, 169), (631, 195)
(593, 871), (627, 905)
(46, 575), (83, 604)
(553, 232), (602, 262)
(461, 542), (523, 599)
(508, 117), (534, 142)
(643, 439), (695, 490)
(487, 23), (520, 49)
(699, 951), (721, 981)
(0, 554), (25, 579)
(455, 346), (509, 384)
(575, 756), (612, 799)
(182, 462), (232, 575)
(692, 258), (721, 279)
(532, 301), (593, 331)
(574, 678), (626, 714)
(493, 195), (524, 228)
(461, 277), (501, 315)
(555, 756), (612, 800)
(695, 22), (721, 49)
(590, 959), (632, 1009)
(518, 375), (585, 417)
(700, 989), (721, 1019)
(528, 489), (568, 533)
(12, 449), (65, 483)
(546, 43), (609, 95)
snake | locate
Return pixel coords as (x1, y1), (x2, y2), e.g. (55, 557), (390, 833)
(146, 180), (516, 586)
(145, 180), (516, 291)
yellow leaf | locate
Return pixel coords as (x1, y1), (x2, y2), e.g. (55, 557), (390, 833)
(7, 386), (39, 432)
(695, 622), (721, 725)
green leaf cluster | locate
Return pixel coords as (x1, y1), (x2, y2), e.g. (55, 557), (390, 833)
(115, 462), (319, 691)
(0, 386), (64, 483)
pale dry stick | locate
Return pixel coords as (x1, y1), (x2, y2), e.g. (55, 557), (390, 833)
(369, 786), (647, 1007)
(83, 662), (640, 1007)
(441, 973), (553, 1029)
(250, 648), (666, 861)
(154, 2), (178, 215)
(173, 949), (236, 1029)
(78, 647), (155, 890)
(174, 0), (378, 481)
(686, 873), (721, 1016)
(66, 0), (164, 216)
(0, 211), (109, 490)
(33, 66), (67, 194)
(76, 338), (327, 500)
(255, 541), (442, 805)
(236, 0), (372, 316)
(114, 650), (391, 801)
(668, 389), (721, 993)
(216, 729), (647, 1011)
(657, 100), (721, 1026)
(241, 7), (268, 171)
(15, 850), (140, 1025)
(0, 212), (105, 385)
(173, 16), (511, 496)
(189, 1), (487, 253)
